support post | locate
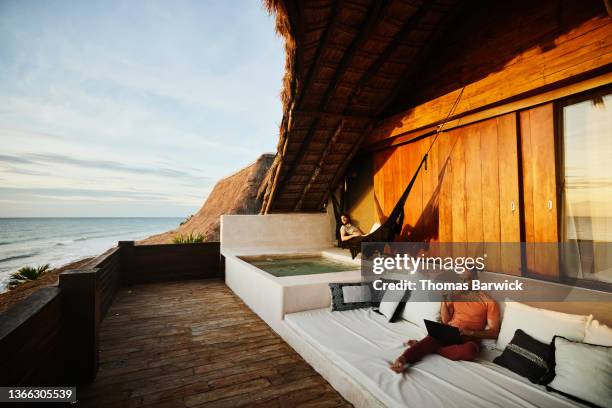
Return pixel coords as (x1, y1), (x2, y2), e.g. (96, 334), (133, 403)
(59, 269), (99, 384)
(119, 240), (135, 285)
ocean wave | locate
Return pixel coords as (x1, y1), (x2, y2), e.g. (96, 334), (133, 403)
(54, 231), (125, 246)
(0, 236), (48, 246)
(0, 252), (40, 264)
(74, 232), (128, 242)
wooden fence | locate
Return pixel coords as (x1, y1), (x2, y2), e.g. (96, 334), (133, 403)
(120, 241), (222, 284)
(0, 242), (222, 387)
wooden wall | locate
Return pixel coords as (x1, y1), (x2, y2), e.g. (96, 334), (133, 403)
(348, 0), (611, 281)
(345, 155), (378, 233)
(373, 114), (520, 241)
(370, 0), (611, 145)
(364, 97), (604, 281)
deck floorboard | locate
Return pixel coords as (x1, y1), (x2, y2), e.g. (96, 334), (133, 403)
(79, 279), (351, 407)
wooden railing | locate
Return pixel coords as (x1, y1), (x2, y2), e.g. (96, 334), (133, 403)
(120, 241), (222, 284)
(0, 287), (67, 386)
(0, 241), (222, 387)
(97, 247), (122, 319)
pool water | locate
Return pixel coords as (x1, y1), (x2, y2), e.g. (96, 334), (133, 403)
(241, 255), (358, 277)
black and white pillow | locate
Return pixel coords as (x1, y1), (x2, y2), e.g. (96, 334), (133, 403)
(493, 329), (554, 384)
(546, 336), (612, 408)
(329, 282), (372, 311)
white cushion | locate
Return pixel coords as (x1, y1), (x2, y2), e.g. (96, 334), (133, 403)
(378, 288), (407, 322)
(584, 320), (612, 346)
(548, 336), (612, 407)
(496, 301), (590, 350)
(285, 308), (587, 408)
(342, 285), (372, 303)
(401, 301), (441, 330)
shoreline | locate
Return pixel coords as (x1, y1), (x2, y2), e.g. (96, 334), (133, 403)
(0, 256), (95, 314)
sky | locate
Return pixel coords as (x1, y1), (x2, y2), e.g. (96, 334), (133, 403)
(0, 0), (284, 217)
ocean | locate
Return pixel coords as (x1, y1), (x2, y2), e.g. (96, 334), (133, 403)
(0, 217), (182, 293)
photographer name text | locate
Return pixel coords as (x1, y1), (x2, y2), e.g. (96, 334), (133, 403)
(372, 279), (524, 292)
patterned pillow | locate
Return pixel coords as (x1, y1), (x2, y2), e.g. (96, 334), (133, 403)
(493, 329), (554, 384)
(329, 282), (372, 311)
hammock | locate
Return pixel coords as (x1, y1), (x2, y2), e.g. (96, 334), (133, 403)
(331, 154), (428, 259)
(330, 87), (465, 259)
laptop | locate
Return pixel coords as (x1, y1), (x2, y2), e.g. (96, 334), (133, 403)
(424, 319), (463, 345)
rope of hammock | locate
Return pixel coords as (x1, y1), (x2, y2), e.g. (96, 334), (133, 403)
(423, 86), (465, 168)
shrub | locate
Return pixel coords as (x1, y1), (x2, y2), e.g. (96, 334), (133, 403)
(9, 264), (51, 289)
(180, 215), (193, 226)
(172, 233), (204, 244)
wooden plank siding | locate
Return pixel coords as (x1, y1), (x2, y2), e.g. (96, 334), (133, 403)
(369, 0), (612, 145)
(520, 104), (560, 278)
(372, 115), (521, 252)
(497, 114), (523, 275)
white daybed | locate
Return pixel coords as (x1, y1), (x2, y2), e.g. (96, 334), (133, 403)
(283, 308), (590, 408)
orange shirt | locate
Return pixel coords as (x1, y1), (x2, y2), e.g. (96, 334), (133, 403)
(448, 295), (500, 331)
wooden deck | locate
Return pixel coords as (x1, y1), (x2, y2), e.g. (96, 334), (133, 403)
(79, 279), (350, 408)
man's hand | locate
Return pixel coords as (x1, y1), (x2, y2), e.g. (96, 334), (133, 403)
(459, 328), (474, 337)
(403, 339), (418, 347)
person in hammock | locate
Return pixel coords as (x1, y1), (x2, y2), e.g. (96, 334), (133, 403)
(390, 269), (500, 373)
(340, 213), (364, 241)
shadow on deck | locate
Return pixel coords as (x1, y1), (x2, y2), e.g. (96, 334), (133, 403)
(79, 279), (350, 408)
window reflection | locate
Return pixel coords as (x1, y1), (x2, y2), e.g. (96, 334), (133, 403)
(562, 90), (612, 283)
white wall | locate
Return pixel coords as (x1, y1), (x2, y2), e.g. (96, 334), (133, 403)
(221, 213), (333, 252)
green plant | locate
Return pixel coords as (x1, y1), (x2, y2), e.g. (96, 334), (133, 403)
(172, 232), (204, 244)
(8, 264), (51, 289)
(180, 214), (193, 226)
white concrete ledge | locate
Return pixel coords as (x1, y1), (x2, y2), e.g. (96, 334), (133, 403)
(221, 213), (333, 252)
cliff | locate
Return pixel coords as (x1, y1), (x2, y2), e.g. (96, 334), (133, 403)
(140, 153), (275, 244)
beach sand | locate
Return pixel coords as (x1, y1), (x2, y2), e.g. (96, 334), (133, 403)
(0, 257), (94, 314)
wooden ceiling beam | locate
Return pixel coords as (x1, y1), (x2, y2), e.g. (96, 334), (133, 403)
(295, 1), (344, 108)
(344, 0), (439, 114)
(269, 1), (346, 210)
(313, 2), (441, 208)
(290, 0), (392, 211)
(319, 0), (393, 112)
(374, 1), (463, 117)
(294, 120), (345, 211)
(292, 109), (374, 122)
(318, 121), (376, 209)
(313, 3), (463, 210)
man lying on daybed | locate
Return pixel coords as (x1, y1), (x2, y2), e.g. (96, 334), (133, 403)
(390, 269), (501, 373)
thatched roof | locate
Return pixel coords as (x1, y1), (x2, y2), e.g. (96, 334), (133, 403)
(261, 0), (462, 213)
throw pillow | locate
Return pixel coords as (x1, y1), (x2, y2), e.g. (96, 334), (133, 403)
(329, 282), (372, 311)
(493, 329), (553, 384)
(547, 336), (612, 408)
